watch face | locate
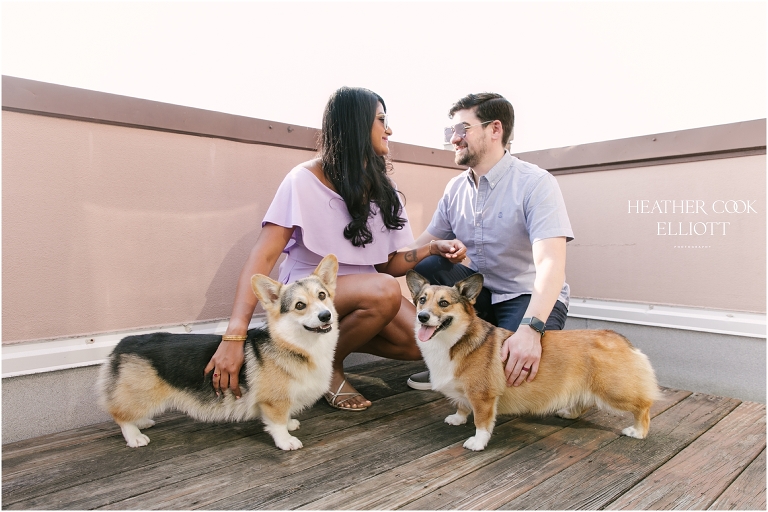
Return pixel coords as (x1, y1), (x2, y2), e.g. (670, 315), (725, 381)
(523, 317), (545, 333)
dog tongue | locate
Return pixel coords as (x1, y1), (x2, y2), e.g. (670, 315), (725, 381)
(418, 325), (437, 342)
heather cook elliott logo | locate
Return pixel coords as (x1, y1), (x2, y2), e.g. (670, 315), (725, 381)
(628, 199), (758, 248)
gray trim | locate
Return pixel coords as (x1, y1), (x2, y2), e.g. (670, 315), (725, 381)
(1, 75), (462, 170)
(4, 75), (764, 174)
(516, 120), (766, 174)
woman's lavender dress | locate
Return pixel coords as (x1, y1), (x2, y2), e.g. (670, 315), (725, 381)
(263, 166), (415, 284)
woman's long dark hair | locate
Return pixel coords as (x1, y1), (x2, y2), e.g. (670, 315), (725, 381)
(319, 87), (406, 247)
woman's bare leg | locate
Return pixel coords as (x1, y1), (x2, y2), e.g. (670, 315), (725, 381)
(328, 274), (421, 409)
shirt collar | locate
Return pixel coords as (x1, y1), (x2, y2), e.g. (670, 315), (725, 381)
(466, 151), (513, 189)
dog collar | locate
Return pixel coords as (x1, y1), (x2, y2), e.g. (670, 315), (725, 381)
(520, 316), (546, 335)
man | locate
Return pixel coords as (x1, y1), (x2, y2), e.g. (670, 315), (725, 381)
(407, 92), (573, 389)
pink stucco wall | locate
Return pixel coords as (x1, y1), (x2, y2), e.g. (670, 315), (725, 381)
(557, 156), (765, 312)
(2, 78), (765, 344)
(2, 111), (459, 343)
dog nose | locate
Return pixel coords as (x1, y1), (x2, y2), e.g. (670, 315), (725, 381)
(318, 310), (331, 323)
(418, 312), (430, 324)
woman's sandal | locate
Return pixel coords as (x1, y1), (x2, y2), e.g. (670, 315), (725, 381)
(323, 379), (369, 411)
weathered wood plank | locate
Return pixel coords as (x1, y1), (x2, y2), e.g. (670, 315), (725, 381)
(402, 387), (691, 510)
(205, 411), (500, 510)
(299, 414), (578, 510)
(608, 401), (766, 510)
(2, 360), (426, 508)
(7, 391), (442, 510)
(4, 355), (764, 512)
(498, 393), (741, 510)
(334, 361), (426, 404)
(1, 412), (186, 470)
(1, 359), (420, 470)
(2, 416), (267, 508)
(709, 449), (766, 510)
(345, 359), (425, 377)
(101, 396), (464, 510)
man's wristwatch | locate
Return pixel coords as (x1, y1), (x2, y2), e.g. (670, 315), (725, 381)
(520, 316), (546, 335)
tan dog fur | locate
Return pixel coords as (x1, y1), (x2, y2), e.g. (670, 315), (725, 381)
(98, 254), (340, 451)
(406, 270), (660, 451)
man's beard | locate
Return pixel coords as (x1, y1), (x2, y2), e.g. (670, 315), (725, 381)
(455, 137), (487, 168)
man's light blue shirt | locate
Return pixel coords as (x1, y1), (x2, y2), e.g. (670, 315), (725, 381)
(427, 151), (574, 308)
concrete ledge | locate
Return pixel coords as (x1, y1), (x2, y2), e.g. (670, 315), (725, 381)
(564, 317), (766, 404)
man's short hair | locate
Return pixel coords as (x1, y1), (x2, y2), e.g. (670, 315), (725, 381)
(449, 93), (515, 146)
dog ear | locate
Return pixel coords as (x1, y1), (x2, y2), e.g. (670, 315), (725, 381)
(456, 273), (484, 304)
(313, 254), (339, 296)
(405, 270), (429, 302)
(251, 274), (282, 310)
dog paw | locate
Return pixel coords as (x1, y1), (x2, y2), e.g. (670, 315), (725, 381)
(276, 435), (303, 451)
(556, 408), (581, 419)
(126, 434), (150, 448)
(463, 436), (488, 451)
(134, 419), (156, 429)
(621, 426), (646, 439)
(287, 419), (300, 431)
(445, 413), (468, 426)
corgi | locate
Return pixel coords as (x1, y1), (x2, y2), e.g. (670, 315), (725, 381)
(406, 270), (660, 451)
(98, 254), (340, 451)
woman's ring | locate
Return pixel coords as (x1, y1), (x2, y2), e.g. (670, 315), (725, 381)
(521, 367), (531, 373)
(213, 373), (218, 378)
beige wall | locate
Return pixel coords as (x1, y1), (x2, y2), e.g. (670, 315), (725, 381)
(2, 111), (458, 343)
(2, 77), (765, 345)
(558, 156), (765, 312)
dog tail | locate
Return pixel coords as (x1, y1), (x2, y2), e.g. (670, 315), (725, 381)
(632, 345), (662, 402)
(95, 353), (120, 412)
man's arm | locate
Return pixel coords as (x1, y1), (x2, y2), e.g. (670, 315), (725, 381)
(500, 236), (566, 386)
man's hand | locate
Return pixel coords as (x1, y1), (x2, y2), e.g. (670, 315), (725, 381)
(204, 340), (245, 398)
(500, 327), (542, 386)
(432, 239), (467, 261)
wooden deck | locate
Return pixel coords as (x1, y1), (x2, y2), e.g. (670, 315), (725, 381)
(2, 360), (765, 510)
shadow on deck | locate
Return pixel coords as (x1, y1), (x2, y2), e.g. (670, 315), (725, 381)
(2, 360), (765, 510)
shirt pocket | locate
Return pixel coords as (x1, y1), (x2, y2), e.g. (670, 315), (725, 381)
(485, 206), (530, 251)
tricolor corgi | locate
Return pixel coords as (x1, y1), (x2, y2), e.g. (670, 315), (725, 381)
(98, 254), (340, 451)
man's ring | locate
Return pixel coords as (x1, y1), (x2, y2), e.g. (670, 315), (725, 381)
(521, 367), (531, 373)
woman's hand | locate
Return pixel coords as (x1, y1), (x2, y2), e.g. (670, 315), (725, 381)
(205, 222), (294, 397)
(204, 339), (245, 398)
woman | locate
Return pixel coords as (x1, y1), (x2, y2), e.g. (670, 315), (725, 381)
(205, 87), (465, 410)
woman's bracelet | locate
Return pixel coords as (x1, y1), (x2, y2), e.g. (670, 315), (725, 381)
(429, 240), (437, 255)
(221, 334), (248, 342)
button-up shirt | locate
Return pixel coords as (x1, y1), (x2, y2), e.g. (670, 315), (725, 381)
(427, 151), (574, 307)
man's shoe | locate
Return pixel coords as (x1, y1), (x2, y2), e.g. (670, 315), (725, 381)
(407, 370), (432, 390)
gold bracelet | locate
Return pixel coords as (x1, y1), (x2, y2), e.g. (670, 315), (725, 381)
(429, 240), (436, 255)
(221, 335), (247, 342)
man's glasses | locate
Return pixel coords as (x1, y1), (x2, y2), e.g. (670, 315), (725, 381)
(376, 113), (390, 130)
(444, 121), (493, 143)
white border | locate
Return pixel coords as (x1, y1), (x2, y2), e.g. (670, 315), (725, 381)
(568, 298), (766, 339)
(1, 317), (266, 378)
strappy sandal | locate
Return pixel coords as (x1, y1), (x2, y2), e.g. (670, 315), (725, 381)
(323, 379), (369, 411)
